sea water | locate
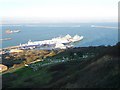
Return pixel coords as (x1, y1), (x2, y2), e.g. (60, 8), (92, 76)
(1, 22), (118, 48)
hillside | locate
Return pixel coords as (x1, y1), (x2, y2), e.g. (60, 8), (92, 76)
(2, 42), (120, 88)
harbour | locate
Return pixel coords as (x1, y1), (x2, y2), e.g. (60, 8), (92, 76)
(0, 34), (83, 55)
(1, 23), (118, 48)
(1, 0), (119, 88)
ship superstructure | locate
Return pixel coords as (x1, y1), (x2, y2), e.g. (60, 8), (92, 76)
(19, 34), (83, 49)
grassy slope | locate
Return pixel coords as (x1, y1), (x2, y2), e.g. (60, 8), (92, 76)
(2, 43), (120, 88)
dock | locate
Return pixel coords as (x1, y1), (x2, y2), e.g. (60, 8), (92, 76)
(2, 46), (21, 50)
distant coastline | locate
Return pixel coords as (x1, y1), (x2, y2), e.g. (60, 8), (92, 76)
(91, 25), (118, 29)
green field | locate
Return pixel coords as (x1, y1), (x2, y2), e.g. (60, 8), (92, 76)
(2, 43), (120, 88)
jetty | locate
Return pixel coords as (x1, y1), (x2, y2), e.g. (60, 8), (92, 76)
(0, 38), (12, 41)
(2, 46), (21, 50)
(91, 25), (118, 29)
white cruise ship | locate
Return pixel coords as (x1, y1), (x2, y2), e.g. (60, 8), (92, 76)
(19, 34), (83, 49)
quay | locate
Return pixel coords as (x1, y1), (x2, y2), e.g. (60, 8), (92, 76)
(2, 45), (21, 51)
(0, 34), (84, 53)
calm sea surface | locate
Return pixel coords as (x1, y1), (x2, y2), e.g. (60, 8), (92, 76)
(1, 22), (118, 48)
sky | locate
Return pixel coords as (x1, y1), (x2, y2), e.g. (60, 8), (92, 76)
(0, 0), (119, 23)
